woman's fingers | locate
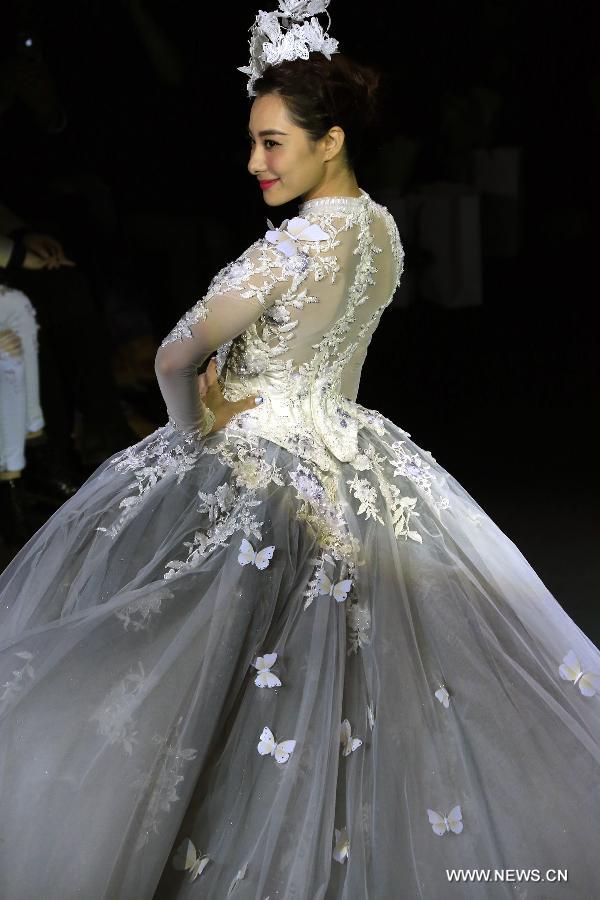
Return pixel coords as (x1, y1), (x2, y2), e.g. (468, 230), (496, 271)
(233, 395), (263, 415)
(205, 356), (218, 385)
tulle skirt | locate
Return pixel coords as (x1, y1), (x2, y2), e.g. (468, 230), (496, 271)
(1, 411), (599, 899)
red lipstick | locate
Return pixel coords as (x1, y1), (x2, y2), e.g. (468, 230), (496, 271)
(259, 178), (280, 190)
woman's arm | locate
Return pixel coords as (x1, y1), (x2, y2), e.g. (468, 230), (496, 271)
(154, 240), (292, 437)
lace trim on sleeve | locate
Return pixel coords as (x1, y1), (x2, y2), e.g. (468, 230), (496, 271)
(159, 240), (304, 350)
(167, 399), (215, 439)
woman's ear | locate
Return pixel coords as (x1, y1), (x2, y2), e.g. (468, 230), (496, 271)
(323, 126), (346, 162)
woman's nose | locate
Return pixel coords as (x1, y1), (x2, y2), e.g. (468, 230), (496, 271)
(248, 144), (265, 176)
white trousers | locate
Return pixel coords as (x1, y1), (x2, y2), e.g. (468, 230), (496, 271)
(0, 286), (45, 473)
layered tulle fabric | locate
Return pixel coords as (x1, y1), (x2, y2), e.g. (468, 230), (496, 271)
(1, 410), (600, 899)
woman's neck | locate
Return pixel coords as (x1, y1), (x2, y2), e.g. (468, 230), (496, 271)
(302, 169), (361, 201)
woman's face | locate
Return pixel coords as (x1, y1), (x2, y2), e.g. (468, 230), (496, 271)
(247, 93), (329, 206)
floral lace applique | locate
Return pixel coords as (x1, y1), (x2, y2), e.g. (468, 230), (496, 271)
(89, 660), (146, 755)
(211, 203), (370, 398)
(0, 649), (35, 706)
(186, 441), (360, 584)
(388, 438), (451, 518)
(133, 714), (198, 851)
(288, 464), (360, 568)
(345, 473), (383, 524)
(163, 436), (283, 580)
(159, 214), (339, 356)
(115, 585), (175, 631)
(346, 600), (371, 655)
(159, 246), (280, 349)
(303, 547), (358, 612)
(210, 203), (408, 491)
(96, 429), (203, 538)
(344, 426), (450, 540)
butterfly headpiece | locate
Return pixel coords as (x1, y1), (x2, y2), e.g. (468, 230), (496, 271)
(238, 0), (340, 98)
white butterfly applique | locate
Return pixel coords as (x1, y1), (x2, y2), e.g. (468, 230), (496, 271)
(559, 650), (600, 697)
(227, 860), (248, 896)
(340, 719), (362, 756)
(252, 652), (282, 688)
(427, 805), (463, 836)
(172, 837), (210, 881)
(367, 703), (375, 729)
(332, 825), (350, 862)
(257, 726), (296, 763)
(265, 216), (329, 257)
(434, 685), (450, 708)
(317, 570), (353, 603)
(238, 538), (275, 570)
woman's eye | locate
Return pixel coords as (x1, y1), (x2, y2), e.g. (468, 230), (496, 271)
(248, 138), (279, 149)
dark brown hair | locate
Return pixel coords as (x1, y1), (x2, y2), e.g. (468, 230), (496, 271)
(252, 53), (382, 168)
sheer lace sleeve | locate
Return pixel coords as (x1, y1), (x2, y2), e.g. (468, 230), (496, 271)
(154, 238), (300, 437)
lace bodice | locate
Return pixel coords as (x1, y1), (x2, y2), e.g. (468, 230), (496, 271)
(155, 188), (404, 472)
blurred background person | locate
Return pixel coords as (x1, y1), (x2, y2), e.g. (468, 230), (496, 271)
(0, 202), (69, 545)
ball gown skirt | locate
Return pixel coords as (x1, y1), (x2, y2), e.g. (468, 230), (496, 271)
(0, 409), (599, 900)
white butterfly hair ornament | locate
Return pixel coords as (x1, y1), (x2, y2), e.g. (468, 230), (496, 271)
(340, 719), (362, 756)
(434, 684), (450, 708)
(172, 837), (210, 881)
(238, 0), (340, 97)
(252, 652), (282, 688)
(558, 649), (600, 697)
(427, 805), (463, 836)
(317, 570), (353, 603)
(257, 725), (296, 763)
(264, 216), (329, 258)
(332, 825), (350, 862)
(238, 538), (275, 570)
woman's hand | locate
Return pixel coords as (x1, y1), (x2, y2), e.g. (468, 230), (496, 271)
(197, 357), (263, 435)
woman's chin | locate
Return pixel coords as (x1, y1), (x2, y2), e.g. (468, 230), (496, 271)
(263, 196), (289, 207)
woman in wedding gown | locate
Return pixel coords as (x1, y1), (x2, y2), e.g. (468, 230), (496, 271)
(1, 9), (600, 898)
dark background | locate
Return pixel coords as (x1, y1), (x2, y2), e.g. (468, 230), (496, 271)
(1, 0), (598, 637)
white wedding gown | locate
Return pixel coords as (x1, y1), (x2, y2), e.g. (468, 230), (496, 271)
(1, 189), (599, 899)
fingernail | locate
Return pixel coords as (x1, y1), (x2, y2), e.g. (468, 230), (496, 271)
(254, 396), (264, 405)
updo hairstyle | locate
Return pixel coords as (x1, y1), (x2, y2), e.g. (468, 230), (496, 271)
(252, 53), (382, 168)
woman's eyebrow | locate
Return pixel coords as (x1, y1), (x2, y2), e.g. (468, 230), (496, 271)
(247, 128), (289, 137)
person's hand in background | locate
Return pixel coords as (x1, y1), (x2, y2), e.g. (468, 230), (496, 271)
(0, 329), (21, 356)
(21, 233), (75, 269)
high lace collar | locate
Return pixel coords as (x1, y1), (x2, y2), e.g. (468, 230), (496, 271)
(298, 188), (369, 215)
